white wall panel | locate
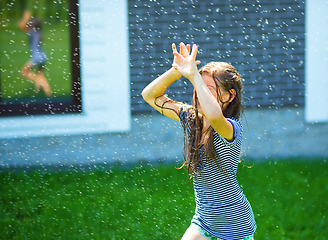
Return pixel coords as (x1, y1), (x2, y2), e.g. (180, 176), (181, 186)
(0, 0), (131, 139)
(305, 0), (328, 122)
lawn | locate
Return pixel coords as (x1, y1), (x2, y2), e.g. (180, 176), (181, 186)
(0, 159), (327, 239)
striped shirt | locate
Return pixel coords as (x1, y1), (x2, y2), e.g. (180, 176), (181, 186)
(179, 105), (257, 240)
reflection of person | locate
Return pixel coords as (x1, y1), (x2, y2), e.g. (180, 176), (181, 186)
(142, 42), (257, 240)
(18, 11), (52, 97)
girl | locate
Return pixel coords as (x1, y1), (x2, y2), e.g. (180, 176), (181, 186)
(142, 42), (256, 240)
(18, 10), (52, 97)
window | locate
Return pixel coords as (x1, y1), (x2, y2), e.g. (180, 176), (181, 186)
(0, 0), (81, 116)
(0, 0), (131, 138)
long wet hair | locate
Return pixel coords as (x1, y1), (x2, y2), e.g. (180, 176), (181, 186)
(182, 62), (243, 176)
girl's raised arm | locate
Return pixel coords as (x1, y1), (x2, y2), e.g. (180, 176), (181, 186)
(18, 11), (31, 32)
(141, 66), (181, 121)
(173, 44), (235, 141)
(142, 43), (198, 121)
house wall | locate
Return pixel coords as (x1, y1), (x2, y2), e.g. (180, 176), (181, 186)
(1, 107), (327, 168)
(1, 0), (328, 168)
(129, 0), (306, 112)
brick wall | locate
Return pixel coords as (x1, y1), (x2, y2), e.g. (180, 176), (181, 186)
(129, 0), (305, 112)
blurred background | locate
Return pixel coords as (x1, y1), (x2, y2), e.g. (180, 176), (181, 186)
(1, 0), (327, 165)
(0, 0), (72, 101)
(0, 0), (327, 239)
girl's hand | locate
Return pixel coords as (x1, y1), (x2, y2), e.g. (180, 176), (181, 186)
(171, 42), (191, 76)
(172, 43), (201, 83)
(172, 42), (191, 58)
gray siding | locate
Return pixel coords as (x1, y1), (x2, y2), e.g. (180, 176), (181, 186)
(128, 0), (305, 112)
(1, 108), (327, 168)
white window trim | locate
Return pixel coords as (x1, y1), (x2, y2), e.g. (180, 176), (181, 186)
(0, 0), (131, 139)
(305, 0), (328, 123)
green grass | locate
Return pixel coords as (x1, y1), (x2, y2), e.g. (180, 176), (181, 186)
(0, 159), (327, 239)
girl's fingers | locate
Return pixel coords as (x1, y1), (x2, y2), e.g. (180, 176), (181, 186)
(179, 42), (185, 57)
(190, 44), (198, 60)
(179, 42), (184, 56)
(172, 43), (177, 53)
(186, 44), (191, 55)
(173, 51), (184, 61)
(180, 42), (189, 56)
(172, 42), (200, 65)
(173, 42), (195, 56)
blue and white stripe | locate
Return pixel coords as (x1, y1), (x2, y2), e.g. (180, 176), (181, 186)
(179, 105), (257, 240)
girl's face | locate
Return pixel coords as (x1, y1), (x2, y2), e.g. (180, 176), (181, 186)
(196, 73), (232, 114)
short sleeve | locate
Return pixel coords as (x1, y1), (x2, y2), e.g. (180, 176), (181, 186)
(227, 118), (243, 140)
(213, 117), (243, 147)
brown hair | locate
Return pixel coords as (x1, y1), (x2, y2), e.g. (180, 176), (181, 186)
(182, 62), (243, 176)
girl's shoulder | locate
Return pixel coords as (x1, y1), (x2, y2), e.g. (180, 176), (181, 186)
(213, 117), (243, 145)
(227, 117), (243, 134)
